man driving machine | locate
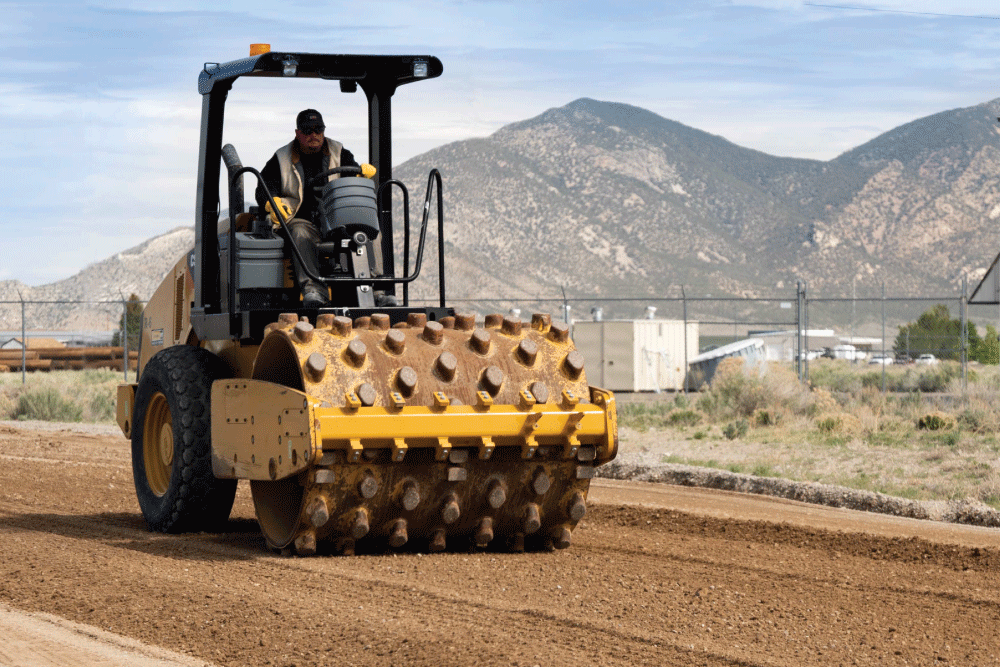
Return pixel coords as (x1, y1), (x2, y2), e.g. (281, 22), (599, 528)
(254, 109), (360, 309)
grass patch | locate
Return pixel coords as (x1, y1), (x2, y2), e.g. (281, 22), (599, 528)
(0, 370), (119, 423)
(13, 388), (83, 422)
(618, 402), (673, 432)
(722, 419), (748, 440)
(619, 359), (1000, 509)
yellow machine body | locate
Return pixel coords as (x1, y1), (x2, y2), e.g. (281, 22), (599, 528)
(120, 302), (618, 555)
(117, 49), (618, 555)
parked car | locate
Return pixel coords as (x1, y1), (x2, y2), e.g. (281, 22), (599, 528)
(895, 354), (913, 365)
(916, 354), (939, 366)
(868, 354), (894, 365)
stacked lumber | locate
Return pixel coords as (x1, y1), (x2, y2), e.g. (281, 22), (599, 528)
(0, 350), (50, 371)
(0, 347), (138, 372)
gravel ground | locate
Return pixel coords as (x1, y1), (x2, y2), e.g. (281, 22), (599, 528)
(3, 422), (1000, 667)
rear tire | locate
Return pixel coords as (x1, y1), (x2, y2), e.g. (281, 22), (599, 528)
(131, 346), (237, 533)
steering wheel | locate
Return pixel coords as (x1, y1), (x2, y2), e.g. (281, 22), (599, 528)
(308, 165), (363, 187)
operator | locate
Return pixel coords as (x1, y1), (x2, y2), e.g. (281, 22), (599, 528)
(255, 109), (358, 309)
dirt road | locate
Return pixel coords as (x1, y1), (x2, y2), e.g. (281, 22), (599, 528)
(1, 422), (999, 666)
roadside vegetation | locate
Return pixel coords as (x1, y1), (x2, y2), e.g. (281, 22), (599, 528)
(619, 357), (1000, 510)
(0, 370), (120, 423)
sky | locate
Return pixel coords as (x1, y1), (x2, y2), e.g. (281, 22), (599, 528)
(2, 0), (999, 286)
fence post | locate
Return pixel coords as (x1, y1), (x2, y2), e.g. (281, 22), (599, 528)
(681, 285), (688, 393)
(961, 276), (968, 394)
(851, 278), (856, 365)
(803, 281), (809, 384)
(17, 290), (25, 385)
(795, 281), (803, 381)
(881, 281), (886, 393)
(121, 294), (129, 383)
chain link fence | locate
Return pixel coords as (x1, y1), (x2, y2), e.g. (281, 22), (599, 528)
(5, 281), (997, 391)
(0, 297), (143, 384)
(421, 278), (996, 390)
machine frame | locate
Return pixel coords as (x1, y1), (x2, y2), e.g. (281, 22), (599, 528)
(192, 51), (448, 344)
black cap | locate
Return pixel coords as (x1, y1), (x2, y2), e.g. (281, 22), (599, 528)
(296, 109), (324, 130)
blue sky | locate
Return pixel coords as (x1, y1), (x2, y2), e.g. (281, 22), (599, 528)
(2, 0), (999, 285)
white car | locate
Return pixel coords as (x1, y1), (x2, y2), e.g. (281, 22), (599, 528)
(916, 354), (939, 366)
(868, 354), (894, 365)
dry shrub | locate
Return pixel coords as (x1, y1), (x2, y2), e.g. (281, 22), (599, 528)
(12, 388), (82, 422)
(917, 412), (954, 431)
(752, 408), (780, 427)
(815, 414), (840, 433)
(852, 404), (883, 436)
(0, 392), (14, 420)
(838, 412), (865, 436)
(858, 385), (887, 413)
(954, 388), (1000, 433)
(810, 387), (840, 414)
(697, 358), (813, 421)
(668, 409), (701, 427)
(956, 399), (1000, 433)
(814, 411), (863, 436)
(976, 471), (1000, 508)
(807, 360), (862, 393)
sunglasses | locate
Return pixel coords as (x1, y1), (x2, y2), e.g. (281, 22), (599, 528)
(299, 125), (325, 136)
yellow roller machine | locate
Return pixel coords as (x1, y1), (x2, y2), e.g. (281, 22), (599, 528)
(117, 46), (617, 555)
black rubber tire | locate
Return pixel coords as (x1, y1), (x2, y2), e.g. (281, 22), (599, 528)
(131, 345), (237, 533)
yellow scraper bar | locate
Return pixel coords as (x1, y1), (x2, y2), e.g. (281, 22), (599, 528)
(315, 395), (614, 462)
(211, 380), (616, 481)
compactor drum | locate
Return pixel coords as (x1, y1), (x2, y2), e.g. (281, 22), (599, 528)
(117, 47), (617, 555)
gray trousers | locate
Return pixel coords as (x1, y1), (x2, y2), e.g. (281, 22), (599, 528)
(285, 217), (322, 291)
(284, 216), (385, 290)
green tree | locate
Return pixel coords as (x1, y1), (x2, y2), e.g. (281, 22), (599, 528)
(972, 324), (999, 365)
(112, 293), (143, 351)
(893, 304), (980, 362)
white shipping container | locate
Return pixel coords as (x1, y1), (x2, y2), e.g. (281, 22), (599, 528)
(572, 320), (699, 391)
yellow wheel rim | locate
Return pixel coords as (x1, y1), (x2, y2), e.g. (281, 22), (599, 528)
(143, 392), (173, 496)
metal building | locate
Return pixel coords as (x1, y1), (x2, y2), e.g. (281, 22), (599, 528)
(686, 338), (765, 389)
(572, 319), (699, 392)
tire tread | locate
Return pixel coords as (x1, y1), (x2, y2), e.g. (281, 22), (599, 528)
(131, 345), (236, 533)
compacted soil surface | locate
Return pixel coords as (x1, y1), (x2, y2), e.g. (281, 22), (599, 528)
(1, 421), (999, 667)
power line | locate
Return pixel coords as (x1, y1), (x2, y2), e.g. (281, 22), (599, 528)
(804, 3), (1000, 20)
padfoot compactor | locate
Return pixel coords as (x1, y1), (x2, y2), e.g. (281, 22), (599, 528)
(116, 47), (617, 555)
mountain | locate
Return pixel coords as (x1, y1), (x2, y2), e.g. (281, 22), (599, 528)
(813, 102), (1000, 290)
(396, 97), (1000, 305)
(0, 227), (193, 332)
(9, 97), (1000, 331)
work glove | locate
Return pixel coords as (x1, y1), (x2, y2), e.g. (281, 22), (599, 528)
(361, 163), (376, 179)
(265, 197), (293, 227)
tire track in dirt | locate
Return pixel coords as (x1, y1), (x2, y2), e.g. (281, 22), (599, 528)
(0, 501), (751, 666)
(2, 424), (1000, 666)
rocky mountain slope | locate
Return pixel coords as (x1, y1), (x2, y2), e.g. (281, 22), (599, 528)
(396, 97), (1000, 305)
(9, 97), (1000, 331)
(0, 228), (193, 332)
